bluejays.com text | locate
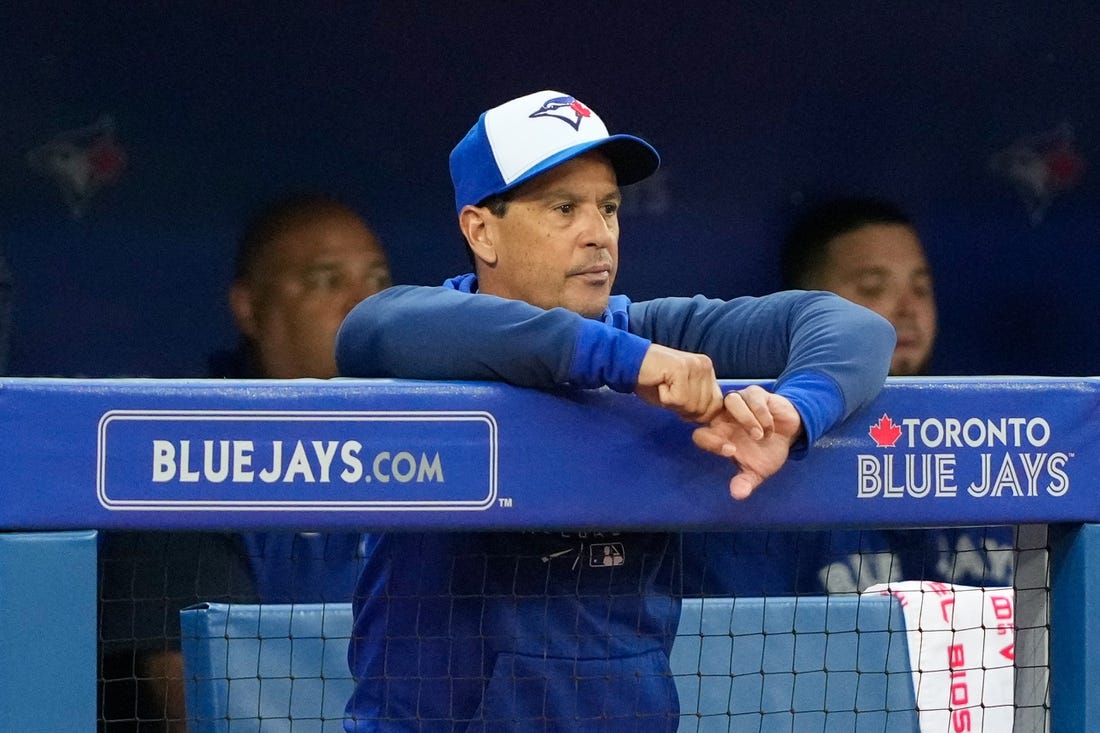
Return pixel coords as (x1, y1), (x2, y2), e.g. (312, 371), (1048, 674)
(151, 439), (443, 484)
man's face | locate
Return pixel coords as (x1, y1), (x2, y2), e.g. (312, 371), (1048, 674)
(814, 223), (937, 376)
(477, 153), (621, 318)
(233, 212), (391, 378)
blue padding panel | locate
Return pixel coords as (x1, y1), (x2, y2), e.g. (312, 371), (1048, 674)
(180, 603), (355, 733)
(181, 597), (917, 732)
(1051, 522), (1100, 731)
(0, 530), (97, 732)
(671, 595), (918, 732)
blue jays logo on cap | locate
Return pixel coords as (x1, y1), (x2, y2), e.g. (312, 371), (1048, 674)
(529, 95), (593, 131)
(448, 90), (660, 213)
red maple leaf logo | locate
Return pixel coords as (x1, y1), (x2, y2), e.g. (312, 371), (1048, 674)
(869, 414), (903, 448)
(570, 100), (592, 118)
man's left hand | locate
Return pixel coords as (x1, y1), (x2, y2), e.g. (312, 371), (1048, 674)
(690, 385), (804, 500)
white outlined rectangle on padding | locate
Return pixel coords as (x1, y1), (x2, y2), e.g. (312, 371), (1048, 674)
(96, 409), (498, 511)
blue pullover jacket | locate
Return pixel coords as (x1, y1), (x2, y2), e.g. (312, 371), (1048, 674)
(335, 276), (894, 732)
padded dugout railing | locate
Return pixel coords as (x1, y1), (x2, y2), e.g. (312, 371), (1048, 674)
(1, 376), (1098, 730)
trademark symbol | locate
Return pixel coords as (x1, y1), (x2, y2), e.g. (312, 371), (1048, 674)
(498, 497), (513, 508)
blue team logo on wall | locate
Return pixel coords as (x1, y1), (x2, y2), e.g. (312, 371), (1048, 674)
(95, 409), (497, 511)
(529, 95), (593, 130)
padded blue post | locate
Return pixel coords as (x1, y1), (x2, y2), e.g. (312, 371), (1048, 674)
(1050, 523), (1100, 731)
(0, 530), (97, 732)
(672, 595), (918, 732)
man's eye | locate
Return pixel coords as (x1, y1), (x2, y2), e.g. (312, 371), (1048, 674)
(556, 204), (574, 214)
(306, 271), (340, 290)
(853, 280), (886, 299)
(367, 270), (393, 290)
(602, 202), (619, 216)
(912, 278), (933, 298)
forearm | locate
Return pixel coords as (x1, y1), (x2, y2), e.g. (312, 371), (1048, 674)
(773, 291), (895, 420)
(629, 291), (894, 441)
(335, 286), (650, 390)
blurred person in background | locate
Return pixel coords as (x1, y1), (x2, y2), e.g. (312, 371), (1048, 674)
(781, 195), (1014, 591)
(781, 196), (935, 377)
(99, 193), (392, 732)
(213, 192), (393, 605)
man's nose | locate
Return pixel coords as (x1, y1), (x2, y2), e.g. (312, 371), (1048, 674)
(578, 205), (614, 247)
(893, 288), (921, 317)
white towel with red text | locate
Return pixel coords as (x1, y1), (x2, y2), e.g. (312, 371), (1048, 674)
(865, 581), (1015, 733)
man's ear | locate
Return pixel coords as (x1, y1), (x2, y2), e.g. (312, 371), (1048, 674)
(229, 281), (260, 338)
(459, 205), (498, 266)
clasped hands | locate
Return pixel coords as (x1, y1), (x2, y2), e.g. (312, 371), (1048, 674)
(635, 344), (804, 499)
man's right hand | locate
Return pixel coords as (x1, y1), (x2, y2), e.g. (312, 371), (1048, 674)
(634, 343), (726, 423)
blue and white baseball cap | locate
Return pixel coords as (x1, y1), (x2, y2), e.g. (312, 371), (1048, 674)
(449, 90), (660, 213)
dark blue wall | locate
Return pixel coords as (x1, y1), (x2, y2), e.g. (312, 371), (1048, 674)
(1, 3), (1096, 378)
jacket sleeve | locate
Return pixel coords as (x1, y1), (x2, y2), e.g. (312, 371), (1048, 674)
(335, 285), (650, 391)
(628, 291), (895, 445)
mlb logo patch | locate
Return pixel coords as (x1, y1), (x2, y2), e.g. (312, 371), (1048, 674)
(590, 542), (625, 567)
